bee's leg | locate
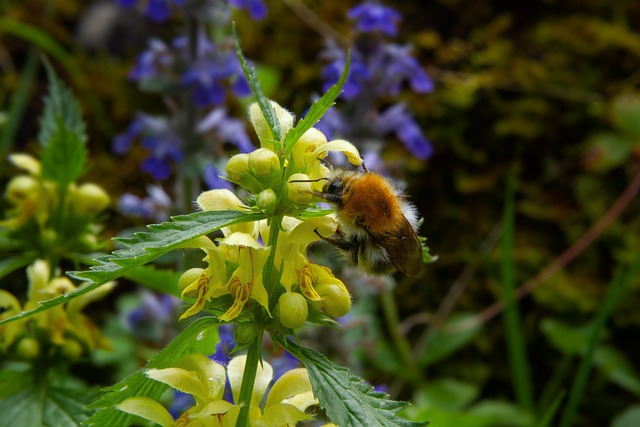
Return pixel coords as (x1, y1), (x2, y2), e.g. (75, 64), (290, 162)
(314, 228), (356, 252)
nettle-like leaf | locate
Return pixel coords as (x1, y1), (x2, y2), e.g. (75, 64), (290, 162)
(0, 210), (265, 327)
(38, 60), (87, 147)
(84, 316), (220, 426)
(283, 51), (351, 159)
(0, 384), (102, 427)
(40, 121), (87, 187)
(285, 339), (429, 427)
(232, 23), (281, 145)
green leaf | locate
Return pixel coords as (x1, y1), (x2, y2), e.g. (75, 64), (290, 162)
(612, 405), (640, 427)
(612, 93), (640, 138)
(38, 60), (86, 148)
(0, 385), (101, 427)
(0, 254), (36, 281)
(282, 51), (351, 160)
(585, 133), (632, 172)
(40, 121), (87, 187)
(284, 339), (428, 427)
(84, 316), (220, 426)
(232, 23), (281, 145)
(0, 210), (265, 327)
(123, 265), (183, 297)
(418, 313), (482, 366)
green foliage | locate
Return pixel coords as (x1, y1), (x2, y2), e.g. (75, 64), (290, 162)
(232, 23), (281, 145)
(282, 52), (351, 160)
(285, 339), (428, 427)
(39, 60), (86, 148)
(40, 122), (87, 188)
(84, 316), (220, 426)
(0, 210), (265, 327)
(417, 313), (482, 367)
(0, 385), (102, 427)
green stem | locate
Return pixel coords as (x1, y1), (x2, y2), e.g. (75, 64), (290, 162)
(236, 333), (263, 427)
(380, 290), (419, 385)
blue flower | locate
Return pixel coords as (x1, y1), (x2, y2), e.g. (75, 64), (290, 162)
(197, 107), (254, 153)
(128, 38), (173, 81)
(118, 185), (172, 222)
(125, 291), (180, 340)
(376, 104), (433, 159)
(203, 163), (233, 190)
(370, 44), (434, 96)
(228, 0), (268, 21)
(177, 34), (251, 107)
(348, 1), (402, 36)
(117, 0), (185, 23)
(321, 41), (370, 99)
(113, 114), (184, 180)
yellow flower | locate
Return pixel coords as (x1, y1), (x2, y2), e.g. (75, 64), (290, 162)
(117, 354), (317, 427)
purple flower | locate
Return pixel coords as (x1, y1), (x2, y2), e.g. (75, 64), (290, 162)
(177, 34), (251, 107)
(210, 324), (236, 365)
(197, 108), (254, 153)
(228, 0), (268, 21)
(124, 291), (180, 340)
(113, 114), (184, 180)
(117, 0), (185, 23)
(348, 1), (402, 36)
(129, 38), (174, 81)
(370, 44), (433, 96)
(203, 163), (233, 190)
(119, 185), (171, 222)
(376, 104), (433, 159)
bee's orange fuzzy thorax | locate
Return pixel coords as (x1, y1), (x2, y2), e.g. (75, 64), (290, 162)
(340, 173), (403, 234)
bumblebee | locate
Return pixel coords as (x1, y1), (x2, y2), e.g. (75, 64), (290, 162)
(311, 169), (423, 277)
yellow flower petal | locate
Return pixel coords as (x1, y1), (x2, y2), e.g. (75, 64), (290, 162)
(117, 397), (175, 427)
(147, 367), (211, 405)
(227, 355), (274, 407)
(255, 403), (312, 427)
(9, 154), (41, 175)
(265, 368), (314, 409)
(173, 354), (227, 401)
(197, 189), (246, 212)
(311, 139), (362, 166)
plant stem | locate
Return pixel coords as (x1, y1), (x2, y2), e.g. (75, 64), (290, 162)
(236, 333), (263, 427)
(381, 290), (419, 388)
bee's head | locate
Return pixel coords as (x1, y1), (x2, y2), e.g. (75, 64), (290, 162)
(323, 177), (344, 197)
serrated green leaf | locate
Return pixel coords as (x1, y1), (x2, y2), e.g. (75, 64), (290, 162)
(284, 339), (428, 427)
(83, 316), (219, 426)
(39, 60), (86, 148)
(0, 385), (101, 427)
(0, 210), (265, 327)
(282, 52), (351, 159)
(40, 121), (87, 187)
(232, 23), (281, 145)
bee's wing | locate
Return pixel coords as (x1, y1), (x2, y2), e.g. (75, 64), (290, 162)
(383, 217), (423, 278)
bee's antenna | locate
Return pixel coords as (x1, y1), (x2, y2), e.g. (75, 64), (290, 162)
(360, 158), (369, 173)
(289, 177), (329, 183)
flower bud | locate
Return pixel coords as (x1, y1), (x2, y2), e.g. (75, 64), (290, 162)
(278, 292), (308, 329)
(60, 339), (83, 359)
(77, 233), (98, 251)
(312, 283), (351, 318)
(235, 322), (262, 347)
(249, 101), (294, 144)
(226, 154), (250, 181)
(256, 189), (277, 215)
(72, 183), (111, 214)
(5, 175), (39, 203)
(17, 337), (40, 360)
(248, 148), (280, 177)
(287, 173), (313, 205)
(179, 268), (205, 297)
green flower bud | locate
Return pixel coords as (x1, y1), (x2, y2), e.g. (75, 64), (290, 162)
(235, 322), (262, 347)
(40, 228), (58, 247)
(17, 337), (40, 360)
(60, 339), (83, 359)
(248, 148), (280, 177)
(77, 233), (98, 251)
(278, 292), (308, 329)
(312, 283), (351, 318)
(256, 189), (277, 215)
(179, 268), (205, 297)
(72, 183), (111, 214)
(6, 175), (39, 204)
(287, 173), (313, 205)
(226, 154), (250, 181)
